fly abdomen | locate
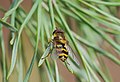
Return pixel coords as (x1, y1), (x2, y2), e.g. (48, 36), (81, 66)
(59, 53), (68, 62)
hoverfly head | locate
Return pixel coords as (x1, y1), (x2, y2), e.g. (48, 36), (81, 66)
(53, 28), (65, 39)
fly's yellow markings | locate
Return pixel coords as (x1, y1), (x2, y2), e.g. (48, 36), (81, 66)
(56, 44), (62, 48)
(59, 53), (68, 57)
(61, 48), (67, 52)
(59, 39), (66, 44)
(53, 34), (57, 37)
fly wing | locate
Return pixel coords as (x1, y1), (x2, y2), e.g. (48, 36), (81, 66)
(50, 48), (59, 60)
(65, 44), (80, 66)
(38, 42), (54, 67)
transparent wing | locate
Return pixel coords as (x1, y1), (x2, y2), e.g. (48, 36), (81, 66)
(65, 44), (80, 66)
(50, 48), (59, 60)
(38, 42), (54, 67)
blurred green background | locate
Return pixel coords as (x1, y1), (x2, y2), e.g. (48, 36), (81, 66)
(0, 0), (120, 82)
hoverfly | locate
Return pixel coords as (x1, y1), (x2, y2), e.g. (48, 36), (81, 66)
(38, 28), (79, 67)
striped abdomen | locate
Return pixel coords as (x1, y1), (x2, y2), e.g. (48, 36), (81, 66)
(55, 41), (68, 62)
